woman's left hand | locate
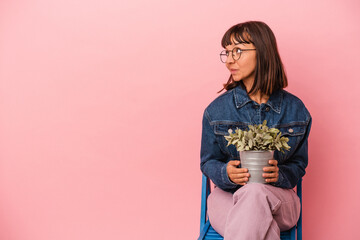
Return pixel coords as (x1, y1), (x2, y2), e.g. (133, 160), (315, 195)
(263, 159), (279, 183)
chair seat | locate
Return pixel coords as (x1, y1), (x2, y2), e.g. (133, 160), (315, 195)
(202, 225), (294, 240)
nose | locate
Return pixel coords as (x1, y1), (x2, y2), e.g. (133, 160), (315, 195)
(226, 54), (235, 64)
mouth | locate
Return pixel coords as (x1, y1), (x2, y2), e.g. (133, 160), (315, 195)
(230, 69), (238, 74)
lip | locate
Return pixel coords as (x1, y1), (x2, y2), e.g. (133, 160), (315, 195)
(230, 69), (238, 73)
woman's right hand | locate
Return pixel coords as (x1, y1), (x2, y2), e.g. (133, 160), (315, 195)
(227, 160), (250, 185)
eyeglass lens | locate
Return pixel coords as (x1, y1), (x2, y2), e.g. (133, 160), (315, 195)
(220, 48), (242, 63)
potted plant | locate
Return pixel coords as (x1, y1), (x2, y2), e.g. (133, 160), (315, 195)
(224, 120), (291, 184)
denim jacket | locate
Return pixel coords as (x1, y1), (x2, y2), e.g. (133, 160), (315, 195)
(200, 85), (312, 193)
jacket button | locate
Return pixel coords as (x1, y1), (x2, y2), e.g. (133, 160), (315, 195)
(288, 128), (294, 133)
(265, 107), (270, 112)
(254, 105), (259, 109)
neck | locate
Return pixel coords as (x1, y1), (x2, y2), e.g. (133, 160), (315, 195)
(242, 79), (269, 105)
(249, 92), (269, 105)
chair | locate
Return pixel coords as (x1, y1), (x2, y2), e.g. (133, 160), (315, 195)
(198, 174), (303, 240)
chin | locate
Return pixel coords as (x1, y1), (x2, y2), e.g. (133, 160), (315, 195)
(231, 75), (241, 82)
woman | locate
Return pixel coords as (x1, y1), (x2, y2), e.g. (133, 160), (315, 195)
(200, 21), (312, 240)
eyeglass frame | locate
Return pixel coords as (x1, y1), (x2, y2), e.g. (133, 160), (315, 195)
(220, 47), (256, 63)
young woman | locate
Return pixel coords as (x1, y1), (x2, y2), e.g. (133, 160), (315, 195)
(200, 21), (312, 240)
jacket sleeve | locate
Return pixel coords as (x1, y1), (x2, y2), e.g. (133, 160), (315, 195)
(273, 116), (312, 189)
(200, 109), (239, 191)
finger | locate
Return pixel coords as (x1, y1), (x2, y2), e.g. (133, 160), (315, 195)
(228, 167), (248, 175)
(265, 178), (278, 183)
(228, 160), (241, 167)
(263, 172), (279, 178)
(268, 159), (278, 166)
(233, 168), (249, 173)
(263, 166), (278, 172)
(228, 167), (247, 175)
(232, 177), (249, 184)
(232, 172), (250, 179)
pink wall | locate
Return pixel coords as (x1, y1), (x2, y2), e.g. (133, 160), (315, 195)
(0, 0), (359, 239)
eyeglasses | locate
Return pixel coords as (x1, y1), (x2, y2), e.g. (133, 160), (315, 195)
(220, 47), (256, 63)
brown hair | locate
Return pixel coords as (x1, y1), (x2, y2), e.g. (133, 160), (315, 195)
(218, 21), (288, 95)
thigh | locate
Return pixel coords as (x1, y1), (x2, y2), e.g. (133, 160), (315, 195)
(207, 186), (233, 237)
(262, 185), (301, 231)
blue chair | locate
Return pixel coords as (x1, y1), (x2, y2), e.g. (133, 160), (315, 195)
(198, 174), (303, 240)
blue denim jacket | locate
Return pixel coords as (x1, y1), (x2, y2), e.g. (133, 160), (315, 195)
(200, 85), (312, 193)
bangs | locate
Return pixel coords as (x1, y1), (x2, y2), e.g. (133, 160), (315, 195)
(221, 25), (253, 48)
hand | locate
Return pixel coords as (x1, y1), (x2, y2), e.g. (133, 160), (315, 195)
(263, 159), (279, 183)
(227, 160), (250, 186)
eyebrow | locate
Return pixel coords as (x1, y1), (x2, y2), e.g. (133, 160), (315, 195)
(225, 43), (247, 51)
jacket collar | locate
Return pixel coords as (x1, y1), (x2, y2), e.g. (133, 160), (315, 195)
(233, 85), (283, 114)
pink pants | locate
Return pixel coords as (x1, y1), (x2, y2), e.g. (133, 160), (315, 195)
(207, 183), (301, 240)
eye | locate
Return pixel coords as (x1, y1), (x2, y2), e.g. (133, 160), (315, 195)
(234, 48), (242, 54)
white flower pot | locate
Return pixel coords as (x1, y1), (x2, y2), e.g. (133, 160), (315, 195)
(240, 150), (274, 184)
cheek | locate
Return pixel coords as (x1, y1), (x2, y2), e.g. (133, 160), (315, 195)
(250, 56), (257, 69)
(238, 58), (256, 72)
(236, 60), (248, 72)
(235, 61), (244, 69)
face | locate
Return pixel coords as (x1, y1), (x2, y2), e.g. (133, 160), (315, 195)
(224, 37), (257, 84)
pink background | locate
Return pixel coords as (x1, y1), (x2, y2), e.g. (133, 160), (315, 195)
(1, 0), (359, 239)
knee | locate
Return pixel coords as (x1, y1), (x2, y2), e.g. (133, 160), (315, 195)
(233, 183), (268, 202)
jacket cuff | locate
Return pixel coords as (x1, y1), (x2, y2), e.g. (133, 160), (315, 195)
(271, 169), (285, 187)
(221, 162), (238, 188)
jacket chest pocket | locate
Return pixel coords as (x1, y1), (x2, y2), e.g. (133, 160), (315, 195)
(213, 123), (248, 160)
(275, 124), (306, 163)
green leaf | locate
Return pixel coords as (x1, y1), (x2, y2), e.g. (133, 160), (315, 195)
(223, 120), (290, 153)
(249, 139), (253, 148)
